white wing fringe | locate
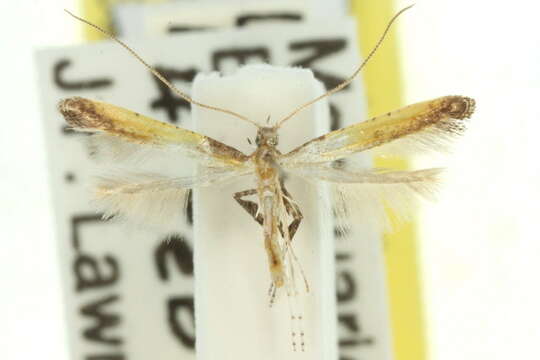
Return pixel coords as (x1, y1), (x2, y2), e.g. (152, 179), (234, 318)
(92, 173), (191, 231)
(371, 115), (468, 157)
(289, 165), (442, 231)
(331, 168), (442, 231)
(90, 165), (247, 231)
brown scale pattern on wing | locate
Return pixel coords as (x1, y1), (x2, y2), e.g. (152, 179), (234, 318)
(59, 97), (250, 167)
(444, 95), (475, 119)
(357, 95), (476, 148)
(281, 95), (476, 165)
(206, 137), (249, 163)
(59, 97), (108, 129)
(59, 97), (153, 143)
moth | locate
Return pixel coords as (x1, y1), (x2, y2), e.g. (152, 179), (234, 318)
(60, 5), (474, 329)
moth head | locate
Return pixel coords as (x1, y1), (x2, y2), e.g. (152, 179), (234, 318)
(255, 127), (279, 147)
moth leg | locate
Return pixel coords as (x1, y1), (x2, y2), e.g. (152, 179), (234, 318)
(280, 182), (303, 240)
(233, 189), (264, 226)
(233, 186), (303, 240)
(280, 182), (309, 293)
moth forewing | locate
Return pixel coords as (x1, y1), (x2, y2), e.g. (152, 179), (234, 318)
(279, 95), (476, 167)
(59, 96), (251, 168)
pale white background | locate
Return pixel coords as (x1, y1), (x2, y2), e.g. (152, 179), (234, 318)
(1, 0), (539, 359)
(396, 0), (540, 359)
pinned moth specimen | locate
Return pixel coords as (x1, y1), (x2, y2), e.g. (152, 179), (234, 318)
(60, 6), (474, 348)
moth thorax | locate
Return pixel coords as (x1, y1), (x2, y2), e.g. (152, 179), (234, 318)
(255, 127), (279, 147)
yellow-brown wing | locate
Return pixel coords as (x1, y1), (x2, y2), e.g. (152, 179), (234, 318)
(59, 97), (254, 229)
(279, 96), (475, 167)
(59, 96), (249, 168)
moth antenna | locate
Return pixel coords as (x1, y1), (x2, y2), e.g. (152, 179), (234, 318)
(64, 10), (259, 127)
(288, 311), (299, 351)
(286, 242), (310, 293)
(276, 4), (414, 127)
(268, 283), (277, 307)
(284, 254), (306, 352)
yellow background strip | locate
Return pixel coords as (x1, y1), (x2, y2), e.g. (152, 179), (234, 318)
(350, 1), (426, 360)
(79, 0), (166, 41)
